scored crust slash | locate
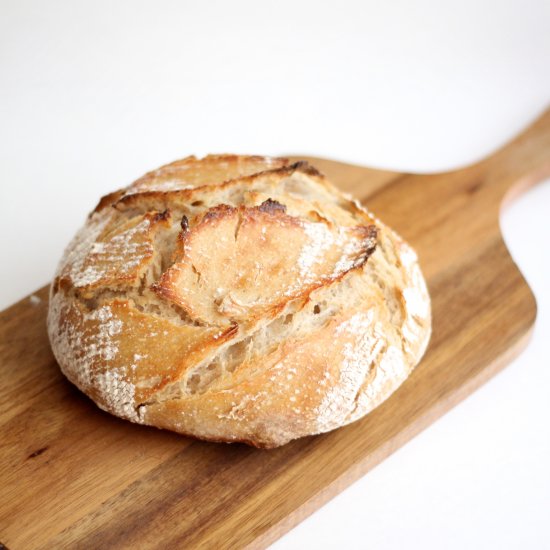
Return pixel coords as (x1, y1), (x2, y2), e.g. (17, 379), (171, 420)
(47, 154), (431, 448)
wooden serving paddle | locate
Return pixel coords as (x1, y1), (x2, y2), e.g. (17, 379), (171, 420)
(1, 108), (549, 549)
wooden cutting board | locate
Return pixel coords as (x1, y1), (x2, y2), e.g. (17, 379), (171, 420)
(1, 109), (550, 549)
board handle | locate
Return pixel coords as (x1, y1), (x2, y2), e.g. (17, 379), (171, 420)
(481, 106), (550, 205)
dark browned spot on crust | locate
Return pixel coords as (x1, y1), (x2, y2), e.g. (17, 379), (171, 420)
(290, 160), (323, 177)
(358, 225), (378, 261)
(51, 276), (61, 295)
(258, 198), (287, 215)
(202, 204), (235, 223)
(154, 209), (171, 222)
(181, 214), (189, 232)
(27, 446), (48, 459)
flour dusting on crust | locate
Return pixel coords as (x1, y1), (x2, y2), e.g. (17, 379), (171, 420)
(315, 310), (383, 431)
(59, 210), (113, 286)
(298, 223), (335, 281)
(95, 368), (138, 421)
(48, 293), (140, 422)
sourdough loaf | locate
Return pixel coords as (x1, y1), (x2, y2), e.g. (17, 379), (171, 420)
(47, 155), (431, 448)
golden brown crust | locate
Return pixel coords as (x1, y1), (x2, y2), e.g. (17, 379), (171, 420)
(57, 210), (172, 299)
(47, 154), (431, 448)
(152, 201), (377, 327)
(92, 188), (126, 214)
(113, 160), (320, 213)
(128, 154), (290, 196)
(49, 294), (237, 409)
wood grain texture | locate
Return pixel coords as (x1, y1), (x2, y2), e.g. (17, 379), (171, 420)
(1, 108), (549, 549)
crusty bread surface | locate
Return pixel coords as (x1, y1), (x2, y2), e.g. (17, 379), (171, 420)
(47, 155), (431, 448)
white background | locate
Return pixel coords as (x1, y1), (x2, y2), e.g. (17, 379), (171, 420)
(1, 1), (549, 548)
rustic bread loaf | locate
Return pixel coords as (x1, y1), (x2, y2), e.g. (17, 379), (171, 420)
(47, 155), (431, 448)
